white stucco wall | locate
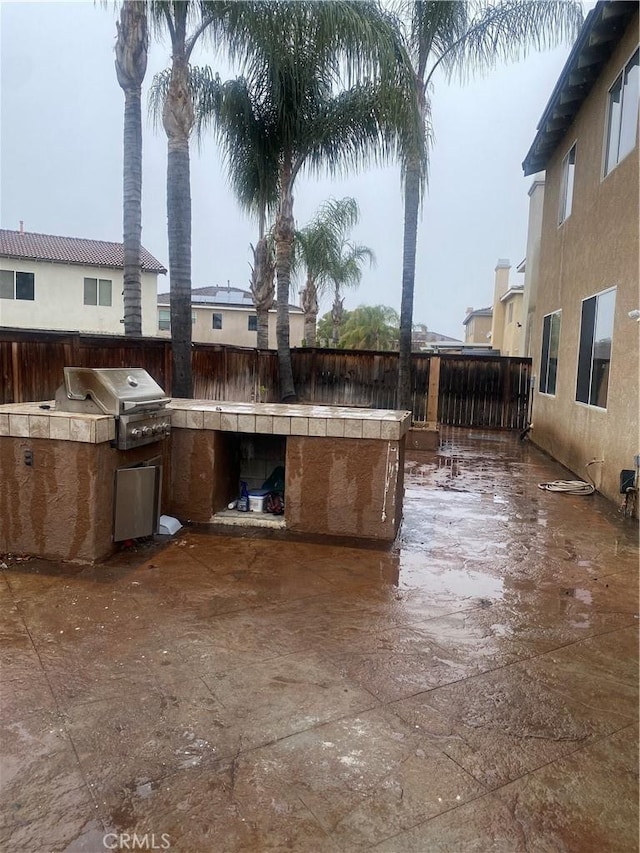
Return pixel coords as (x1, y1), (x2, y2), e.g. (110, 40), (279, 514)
(156, 303), (305, 348)
(0, 258), (161, 336)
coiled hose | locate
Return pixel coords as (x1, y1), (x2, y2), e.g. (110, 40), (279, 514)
(537, 459), (600, 496)
(537, 480), (595, 495)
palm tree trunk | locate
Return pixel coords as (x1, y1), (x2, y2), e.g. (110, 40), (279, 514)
(163, 46), (194, 398)
(256, 309), (270, 350)
(166, 136), (192, 397)
(398, 157), (420, 413)
(116, 0), (147, 337)
(301, 277), (318, 346)
(122, 87), (143, 336)
(250, 234), (274, 350)
(274, 160), (297, 401)
(331, 290), (344, 345)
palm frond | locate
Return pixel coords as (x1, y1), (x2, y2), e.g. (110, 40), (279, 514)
(425, 1), (583, 87)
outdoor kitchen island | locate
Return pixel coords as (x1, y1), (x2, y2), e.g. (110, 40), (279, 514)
(166, 400), (410, 543)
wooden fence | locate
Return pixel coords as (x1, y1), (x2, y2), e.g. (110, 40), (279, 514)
(0, 329), (531, 429)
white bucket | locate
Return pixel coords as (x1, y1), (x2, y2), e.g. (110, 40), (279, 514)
(248, 494), (266, 513)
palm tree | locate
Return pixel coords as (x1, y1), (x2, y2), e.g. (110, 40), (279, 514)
(329, 242), (376, 344)
(191, 74), (280, 350)
(293, 197), (362, 347)
(196, 2), (420, 401)
(395, 1), (583, 410)
(317, 308), (349, 346)
(339, 304), (399, 350)
(148, 1), (228, 397)
(115, 0), (148, 337)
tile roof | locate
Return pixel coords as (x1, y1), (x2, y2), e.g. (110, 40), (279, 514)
(463, 307), (493, 324)
(0, 229), (166, 273)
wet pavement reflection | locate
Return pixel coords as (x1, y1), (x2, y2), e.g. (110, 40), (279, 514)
(1, 428), (638, 852)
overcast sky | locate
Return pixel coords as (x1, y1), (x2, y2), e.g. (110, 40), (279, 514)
(1, 1), (583, 339)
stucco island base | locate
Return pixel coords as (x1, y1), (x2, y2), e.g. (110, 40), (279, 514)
(166, 401), (410, 543)
(0, 436), (170, 563)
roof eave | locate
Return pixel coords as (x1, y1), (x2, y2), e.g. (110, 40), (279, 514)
(523, 1), (637, 176)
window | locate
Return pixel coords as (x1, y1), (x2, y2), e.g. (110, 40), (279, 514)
(248, 315), (257, 331)
(576, 288), (616, 408)
(558, 143), (576, 223)
(84, 277), (112, 306)
(539, 311), (561, 395)
(212, 312), (222, 330)
(158, 308), (170, 331)
(158, 309), (196, 331)
(605, 49), (639, 175)
(507, 302), (514, 323)
(0, 269), (35, 300)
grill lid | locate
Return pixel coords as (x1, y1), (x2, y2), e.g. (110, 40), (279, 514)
(57, 367), (170, 416)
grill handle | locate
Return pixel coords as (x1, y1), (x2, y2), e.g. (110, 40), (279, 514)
(122, 398), (171, 412)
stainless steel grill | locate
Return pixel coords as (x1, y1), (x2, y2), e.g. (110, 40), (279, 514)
(55, 367), (171, 450)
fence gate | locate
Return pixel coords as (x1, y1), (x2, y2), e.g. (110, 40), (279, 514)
(437, 355), (531, 429)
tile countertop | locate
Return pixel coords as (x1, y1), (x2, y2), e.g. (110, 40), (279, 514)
(0, 401), (116, 444)
(168, 399), (412, 441)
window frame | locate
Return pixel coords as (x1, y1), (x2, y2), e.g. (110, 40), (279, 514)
(212, 312), (223, 330)
(575, 286), (616, 410)
(0, 269), (35, 301)
(248, 315), (258, 332)
(603, 46), (639, 178)
(158, 308), (171, 331)
(84, 277), (112, 307)
(558, 142), (577, 224)
(159, 309), (196, 330)
(539, 310), (561, 396)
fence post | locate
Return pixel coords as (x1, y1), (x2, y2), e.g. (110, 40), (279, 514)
(426, 356), (440, 425)
(11, 341), (21, 403)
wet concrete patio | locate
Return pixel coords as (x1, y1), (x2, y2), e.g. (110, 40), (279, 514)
(1, 428), (638, 852)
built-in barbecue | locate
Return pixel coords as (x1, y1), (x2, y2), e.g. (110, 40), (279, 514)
(55, 367), (171, 450)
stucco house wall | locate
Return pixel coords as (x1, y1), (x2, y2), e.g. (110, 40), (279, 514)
(500, 293), (524, 356)
(463, 312), (492, 344)
(157, 302), (305, 348)
(528, 13), (639, 506)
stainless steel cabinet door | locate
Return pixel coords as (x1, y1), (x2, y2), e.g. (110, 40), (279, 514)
(113, 465), (161, 541)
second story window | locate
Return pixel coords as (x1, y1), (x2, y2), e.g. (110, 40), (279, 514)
(0, 269), (35, 300)
(248, 315), (257, 331)
(558, 143), (576, 223)
(84, 277), (112, 306)
(212, 312), (222, 330)
(539, 311), (561, 396)
(605, 48), (639, 176)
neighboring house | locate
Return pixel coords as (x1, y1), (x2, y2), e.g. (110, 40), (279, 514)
(489, 259), (524, 356)
(519, 175), (546, 358)
(0, 226), (166, 336)
(522, 1), (639, 508)
(463, 307), (493, 344)
(412, 324), (462, 350)
(463, 258), (524, 355)
(156, 285), (305, 349)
